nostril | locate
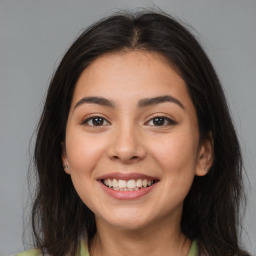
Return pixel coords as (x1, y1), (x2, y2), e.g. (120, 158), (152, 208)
(111, 155), (139, 161)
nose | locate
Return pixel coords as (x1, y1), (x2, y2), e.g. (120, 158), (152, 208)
(107, 125), (146, 164)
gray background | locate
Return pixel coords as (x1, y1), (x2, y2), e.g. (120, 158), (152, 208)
(0, 0), (255, 255)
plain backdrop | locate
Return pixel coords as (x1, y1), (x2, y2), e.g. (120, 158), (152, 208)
(0, 0), (255, 255)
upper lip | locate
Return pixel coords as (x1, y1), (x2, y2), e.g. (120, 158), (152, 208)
(97, 172), (159, 181)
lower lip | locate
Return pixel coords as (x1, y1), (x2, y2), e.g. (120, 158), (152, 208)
(99, 181), (156, 200)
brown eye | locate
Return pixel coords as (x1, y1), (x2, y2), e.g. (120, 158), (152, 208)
(82, 116), (110, 126)
(92, 117), (104, 126)
(152, 117), (165, 126)
(147, 116), (177, 127)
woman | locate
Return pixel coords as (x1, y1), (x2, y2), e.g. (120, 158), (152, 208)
(18, 11), (249, 256)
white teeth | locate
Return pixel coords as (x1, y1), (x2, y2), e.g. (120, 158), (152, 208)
(112, 179), (118, 188)
(136, 179), (142, 188)
(127, 179), (136, 189)
(118, 180), (126, 188)
(142, 179), (147, 187)
(103, 178), (155, 190)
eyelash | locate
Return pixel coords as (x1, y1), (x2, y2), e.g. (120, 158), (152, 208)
(145, 116), (177, 127)
(81, 115), (177, 127)
(81, 116), (110, 127)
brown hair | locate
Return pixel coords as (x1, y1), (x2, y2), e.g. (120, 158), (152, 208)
(31, 11), (249, 256)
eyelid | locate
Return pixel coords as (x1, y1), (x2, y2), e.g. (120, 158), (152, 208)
(144, 114), (177, 126)
(80, 114), (111, 126)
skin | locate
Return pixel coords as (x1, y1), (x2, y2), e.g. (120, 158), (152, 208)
(62, 50), (213, 256)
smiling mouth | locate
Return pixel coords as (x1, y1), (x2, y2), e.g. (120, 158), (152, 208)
(101, 178), (158, 191)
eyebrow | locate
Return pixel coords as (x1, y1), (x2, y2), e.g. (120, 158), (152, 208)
(74, 96), (115, 109)
(138, 95), (184, 109)
(74, 95), (184, 110)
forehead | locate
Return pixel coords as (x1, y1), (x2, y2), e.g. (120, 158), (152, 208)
(71, 50), (194, 111)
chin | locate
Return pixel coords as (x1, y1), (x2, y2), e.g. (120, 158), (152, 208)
(97, 210), (153, 230)
(110, 219), (150, 230)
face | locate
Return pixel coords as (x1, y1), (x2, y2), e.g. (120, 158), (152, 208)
(63, 51), (212, 231)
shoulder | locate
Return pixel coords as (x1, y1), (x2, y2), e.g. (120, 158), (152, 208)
(14, 240), (89, 256)
(15, 249), (43, 256)
(188, 240), (199, 256)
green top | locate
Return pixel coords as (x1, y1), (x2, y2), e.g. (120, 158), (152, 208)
(16, 240), (198, 256)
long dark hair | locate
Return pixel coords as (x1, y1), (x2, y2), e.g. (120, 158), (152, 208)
(31, 11), (249, 256)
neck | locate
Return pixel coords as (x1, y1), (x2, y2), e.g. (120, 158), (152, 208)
(90, 215), (191, 256)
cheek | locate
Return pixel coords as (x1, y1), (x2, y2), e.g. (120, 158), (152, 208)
(65, 130), (106, 178)
(150, 131), (198, 182)
(65, 132), (106, 211)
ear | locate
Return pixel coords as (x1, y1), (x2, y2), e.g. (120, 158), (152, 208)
(61, 142), (70, 174)
(195, 132), (214, 176)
